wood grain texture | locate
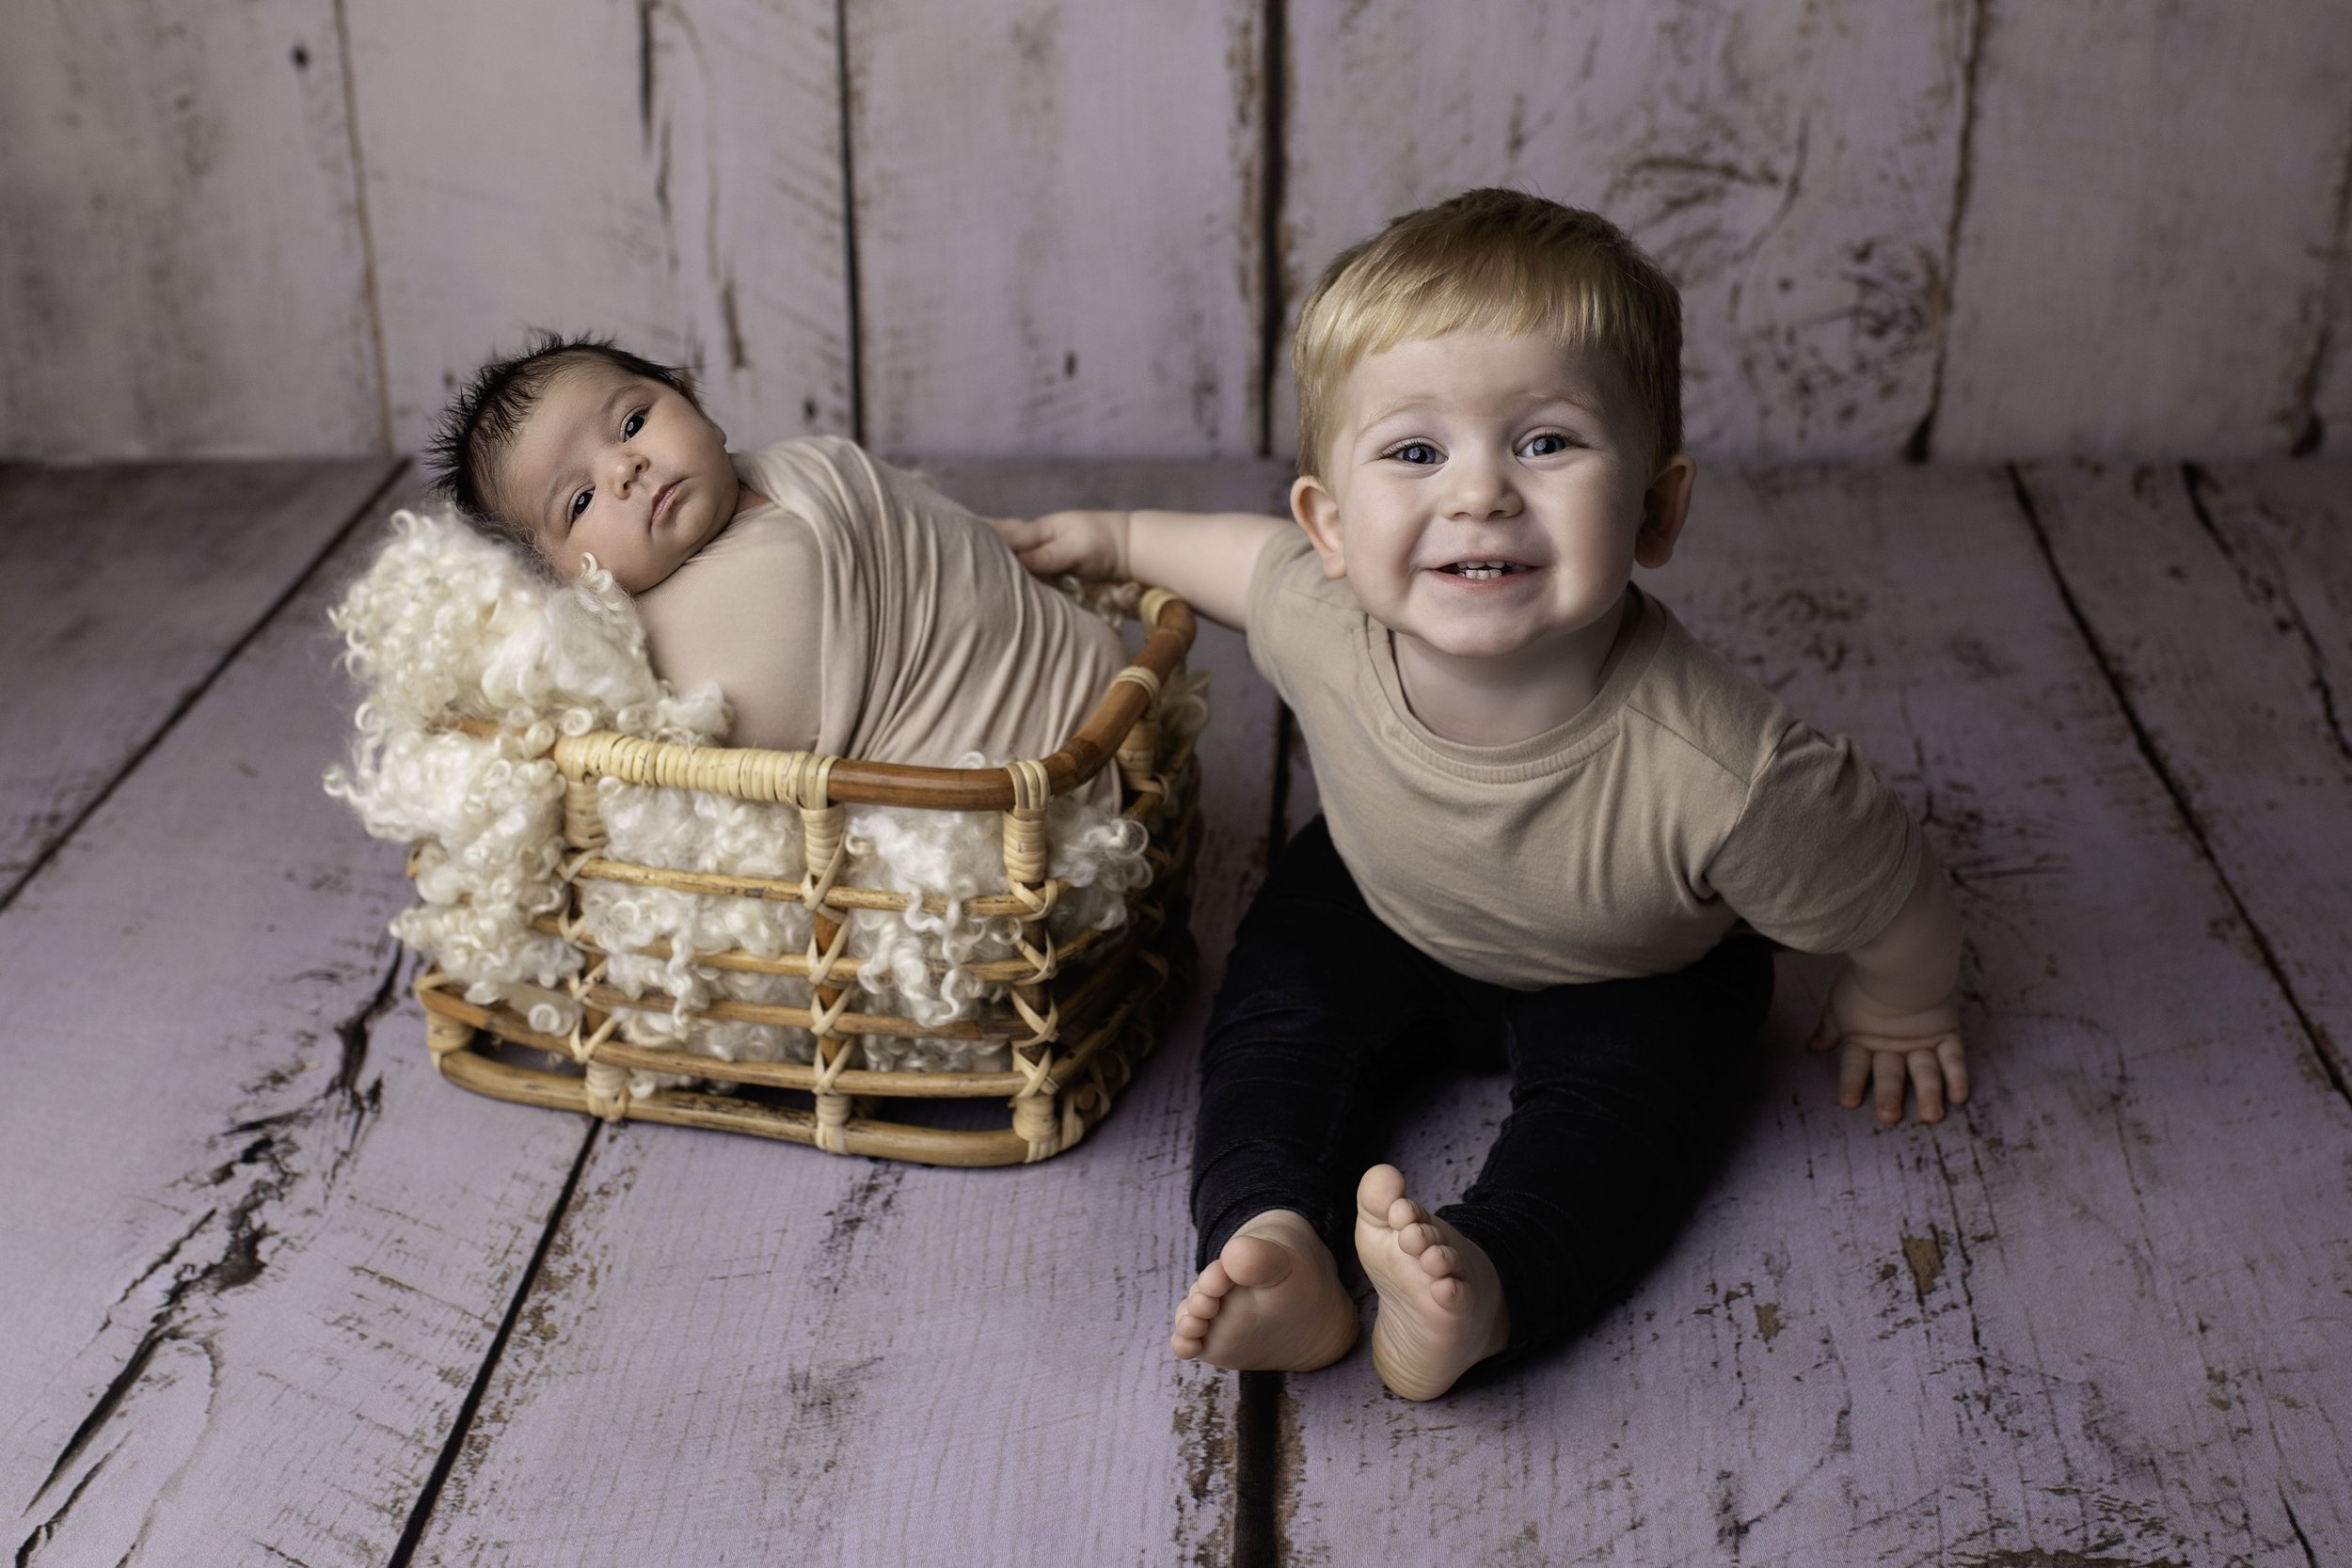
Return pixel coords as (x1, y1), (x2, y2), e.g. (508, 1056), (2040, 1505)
(0, 458), (398, 902)
(1277, 464), (2352, 1565)
(0, 0), (383, 458)
(404, 460), (1293, 1565)
(342, 0), (851, 454)
(8, 3), (2352, 467)
(12, 453), (2347, 1562)
(848, 0), (1265, 457)
(1934, 3), (2352, 458)
(2020, 458), (2352, 1078)
(1, 496), (591, 1568)
(1276, 0), (1969, 462)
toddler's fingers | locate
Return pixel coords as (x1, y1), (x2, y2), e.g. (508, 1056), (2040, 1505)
(1836, 1039), (1871, 1109)
(993, 515), (1073, 569)
(1871, 1050), (1905, 1124)
(983, 514), (1035, 546)
(1807, 1010), (1838, 1053)
(1907, 1048), (1946, 1123)
(1937, 1035), (1969, 1105)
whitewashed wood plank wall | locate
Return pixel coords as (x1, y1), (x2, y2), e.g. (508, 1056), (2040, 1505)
(4, 0), (2348, 464)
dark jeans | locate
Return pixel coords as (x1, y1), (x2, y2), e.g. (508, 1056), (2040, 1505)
(1191, 817), (1776, 1363)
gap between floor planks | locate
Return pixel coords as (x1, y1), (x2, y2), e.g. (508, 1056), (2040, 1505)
(1272, 461), (2352, 1564)
(8, 460), (2343, 1560)
(0, 457), (403, 911)
(2019, 457), (2352, 1098)
(1, 477), (590, 1568)
(390, 459), (1295, 1567)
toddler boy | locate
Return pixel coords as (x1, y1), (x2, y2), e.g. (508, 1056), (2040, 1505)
(994, 189), (1966, 1400)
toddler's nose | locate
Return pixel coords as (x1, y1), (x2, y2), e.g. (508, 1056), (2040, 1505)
(1443, 454), (1518, 520)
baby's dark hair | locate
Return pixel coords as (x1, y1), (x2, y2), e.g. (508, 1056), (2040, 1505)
(428, 332), (699, 534)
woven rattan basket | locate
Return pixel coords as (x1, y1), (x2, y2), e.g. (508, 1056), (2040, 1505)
(413, 587), (1200, 1166)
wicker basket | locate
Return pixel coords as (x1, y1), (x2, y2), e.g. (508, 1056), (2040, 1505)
(413, 587), (1200, 1166)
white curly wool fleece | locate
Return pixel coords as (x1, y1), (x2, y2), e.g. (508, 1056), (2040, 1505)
(324, 509), (1166, 1084)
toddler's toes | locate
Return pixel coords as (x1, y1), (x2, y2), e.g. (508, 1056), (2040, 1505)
(1171, 1210), (1359, 1373)
(1357, 1164), (1409, 1225)
(1172, 1295), (1220, 1358)
(1172, 1265), (1236, 1361)
(1218, 1233), (1295, 1292)
(1395, 1216), (1444, 1259)
(1354, 1164), (1511, 1402)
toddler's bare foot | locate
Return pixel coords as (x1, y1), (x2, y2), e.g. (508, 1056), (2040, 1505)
(1354, 1164), (1510, 1401)
(1171, 1209), (1359, 1372)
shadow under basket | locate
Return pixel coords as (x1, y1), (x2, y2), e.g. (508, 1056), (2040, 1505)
(412, 587), (1203, 1167)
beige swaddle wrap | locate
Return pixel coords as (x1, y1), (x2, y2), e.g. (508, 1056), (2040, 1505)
(635, 436), (1129, 805)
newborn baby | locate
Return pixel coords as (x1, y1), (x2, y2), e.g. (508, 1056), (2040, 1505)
(429, 334), (1127, 782)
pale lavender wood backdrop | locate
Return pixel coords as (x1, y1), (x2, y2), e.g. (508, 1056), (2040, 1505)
(4, 0), (2348, 464)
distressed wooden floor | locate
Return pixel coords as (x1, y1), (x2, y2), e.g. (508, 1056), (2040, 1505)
(2, 456), (2345, 1568)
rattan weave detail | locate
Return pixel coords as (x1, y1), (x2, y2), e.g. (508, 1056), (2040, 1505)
(412, 587), (1200, 1165)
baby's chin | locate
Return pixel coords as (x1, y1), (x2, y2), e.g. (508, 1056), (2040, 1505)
(606, 555), (684, 594)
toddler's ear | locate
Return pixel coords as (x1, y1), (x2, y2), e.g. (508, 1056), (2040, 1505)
(1635, 454), (1697, 569)
(1292, 474), (1347, 579)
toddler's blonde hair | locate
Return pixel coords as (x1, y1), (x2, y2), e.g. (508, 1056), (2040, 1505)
(1292, 189), (1682, 476)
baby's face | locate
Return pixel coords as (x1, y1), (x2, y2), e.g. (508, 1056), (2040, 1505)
(492, 360), (742, 593)
(1295, 331), (1671, 668)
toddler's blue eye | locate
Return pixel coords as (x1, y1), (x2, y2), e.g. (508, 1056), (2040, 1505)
(569, 488), (594, 521)
(1390, 441), (1441, 466)
(1523, 433), (1571, 456)
(622, 409), (645, 438)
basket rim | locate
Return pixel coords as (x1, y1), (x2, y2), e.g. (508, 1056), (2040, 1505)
(447, 584), (1196, 813)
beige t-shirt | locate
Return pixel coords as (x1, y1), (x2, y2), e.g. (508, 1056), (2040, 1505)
(635, 437), (1128, 796)
(1249, 531), (1920, 988)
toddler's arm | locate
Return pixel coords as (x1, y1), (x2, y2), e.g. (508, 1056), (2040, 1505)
(1810, 839), (1969, 1125)
(989, 509), (1288, 631)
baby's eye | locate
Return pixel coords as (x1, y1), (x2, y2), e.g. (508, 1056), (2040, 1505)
(1386, 441), (1442, 466)
(1521, 432), (1574, 457)
(568, 488), (594, 522)
(621, 409), (646, 439)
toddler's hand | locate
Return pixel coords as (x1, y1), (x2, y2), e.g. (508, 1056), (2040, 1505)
(988, 510), (1130, 580)
(1809, 965), (1968, 1125)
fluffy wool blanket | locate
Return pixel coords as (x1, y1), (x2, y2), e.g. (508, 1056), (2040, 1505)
(325, 509), (1196, 1085)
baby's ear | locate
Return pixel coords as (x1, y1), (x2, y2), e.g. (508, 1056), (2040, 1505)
(1291, 474), (1347, 579)
(1635, 454), (1696, 570)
